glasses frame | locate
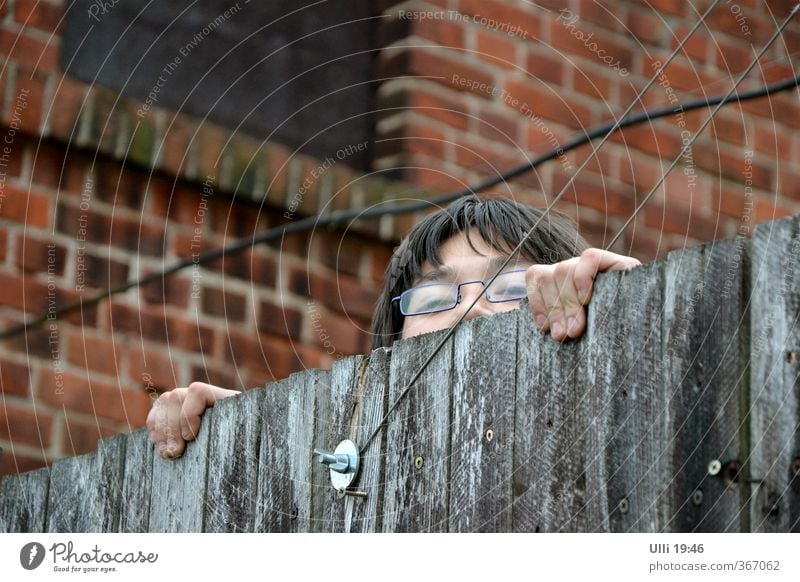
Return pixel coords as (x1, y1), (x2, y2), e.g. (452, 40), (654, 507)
(392, 268), (529, 316)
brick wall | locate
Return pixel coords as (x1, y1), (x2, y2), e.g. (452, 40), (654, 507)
(1, 0), (799, 479)
(0, 0), (407, 478)
(374, 0), (800, 258)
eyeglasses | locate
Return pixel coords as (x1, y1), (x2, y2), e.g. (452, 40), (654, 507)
(392, 269), (528, 316)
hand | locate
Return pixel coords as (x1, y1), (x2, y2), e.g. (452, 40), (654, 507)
(146, 382), (241, 459)
(526, 248), (642, 342)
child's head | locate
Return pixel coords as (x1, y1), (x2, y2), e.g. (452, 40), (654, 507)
(370, 194), (590, 348)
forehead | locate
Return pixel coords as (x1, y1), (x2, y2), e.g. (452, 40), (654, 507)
(414, 229), (529, 283)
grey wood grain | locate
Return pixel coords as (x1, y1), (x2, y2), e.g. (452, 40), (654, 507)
(0, 467), (50, 532)
(663, 240), (748, 532)
(148, 411), (212, 532)
(347, 346), (390, 533)
(254, 370), (330, 533)
(204, 388), (265, 532)
(512, 294), (604, 533)
(749, 215), (800, 532)
(381, 327), (453, 532)
(119, 428), (153, 532)
(590, 262), (665, 533)
(448, 309), (517, 532)
(321, 355), (361, 532)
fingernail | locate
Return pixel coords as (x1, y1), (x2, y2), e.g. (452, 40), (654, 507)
(535, 314), (547, 328)
(552, 321), (563, 337)
(158, 443), (165, 454)
(567, 317), (577, 333)
(166, 439), (177, 455)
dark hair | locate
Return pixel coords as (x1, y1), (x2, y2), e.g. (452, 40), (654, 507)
(370, 194), (590, 349)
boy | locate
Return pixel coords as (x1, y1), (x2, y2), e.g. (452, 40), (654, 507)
(147, 195), (641, 458)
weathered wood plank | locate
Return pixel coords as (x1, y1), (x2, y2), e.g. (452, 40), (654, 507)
(662, 240), (749, 532)
(590, 262), (665, 533)
(346, 347), (390, 533)
(148, 412), (212, 532)
(119, 428), (153, 532)
(254, 370), (330, 533)
(382, 327), (453, 532)
(321, 355), (361, 532)
(0, 467), (50, 532)
(448, 309), (517, 532)
(750, 215), (800, 532)
(204, 388), (266, 532)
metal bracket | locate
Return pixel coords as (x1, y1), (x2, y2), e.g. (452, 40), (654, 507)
(313, 439), (360, 492)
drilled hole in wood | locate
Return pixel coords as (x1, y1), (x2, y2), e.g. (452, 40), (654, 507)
(723, 461), (741, 484)
(546, 419), (553, 429)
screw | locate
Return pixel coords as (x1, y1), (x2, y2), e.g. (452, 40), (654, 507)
(338, 488), (368, 499)
(415, 455), (424, 469)
(707, 459), (722, 476)
(485, 428), (494, 443)
(618, 498), (629, 514)
(692, 489), (704, 505)
(786, 351), (797, 364)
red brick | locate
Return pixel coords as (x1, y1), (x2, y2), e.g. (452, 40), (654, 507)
(289, 268), (379, 320)
(38, 371), (152, 425)
(0, 452), (46, 479)
(219, 330), (299, 383)
(0, 359), (31, 397)
(9, 67), (47, 136)
(369, 245), (394, 284)
(413, 13), (465, 49)
(171, 314), (216, 354)
(503, 79), (592, 129)
(15, 0), (63, 35)
(777, 170), (800, 202)
(669, 25), (709, 62)
(383, 48), (497, 99)
(14, 233), (67, 274)
(93, 159), (148, 211)
(626, 10), (663, 46)
(126, 347), (181, 393)
(577, 0), (624, 32)
(551, 173), (635, 218)
(523, 50), (563, 88)
(548, 20), (634, 74)
(475, 29), (517, 70)
(644, 201), (723, 242)
(644, 0), (685, 16)
(0, 402), (52, 448)
(0, 186), (51, 228)
(693, 145), (772, 191)
(0, 229), (7, 261)
(458, 0), (539, 39)
(32, 142), (80, 192)
(264, 143), (290, 199)
(477, 105), (520, 146)
(257, 299), (303, 340)
(59, 415), (118, 456)
(140, 271), (190, 308)
(0, 271), (48, 312)
(195, 123), (227, 184)
(161, 112), (196, 178)
(611, 125), (682, 159)
(189, 363), (244, 392)
(80, 252), (130, 289)
(0, 28), (59, 72)
(571, 67), (613, 101)
(304, 304), (366, 356)
(47, 74), (90, 142)
(66, 331), (123, 377)
(406, 87), (470, 131)
(202, 286), (247, 322)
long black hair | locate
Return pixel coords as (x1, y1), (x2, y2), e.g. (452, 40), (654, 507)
(370, 194), (590, 349)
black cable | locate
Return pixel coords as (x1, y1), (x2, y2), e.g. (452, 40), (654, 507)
(2, 73), (798, 341)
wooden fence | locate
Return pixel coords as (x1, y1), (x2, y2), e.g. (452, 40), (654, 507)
(1, 215), (799, 532)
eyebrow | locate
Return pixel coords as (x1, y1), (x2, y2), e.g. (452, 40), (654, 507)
(413, 256), (532, 286)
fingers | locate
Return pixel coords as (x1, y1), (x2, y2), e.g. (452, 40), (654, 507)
(179, 383), (240, 442)
(527, 248), (642, 342)
(528, 260), (584, 342)
(572, 248), (642, 304)
(147, 382), (241, 460)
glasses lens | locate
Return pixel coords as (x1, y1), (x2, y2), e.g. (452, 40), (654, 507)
(401, 284), (458, 315)
(485, 270), (527, 302)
